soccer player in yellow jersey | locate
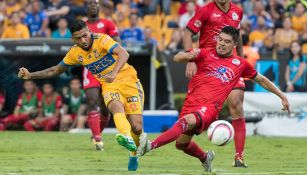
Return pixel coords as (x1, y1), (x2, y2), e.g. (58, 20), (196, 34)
(18, 19), (143, 171)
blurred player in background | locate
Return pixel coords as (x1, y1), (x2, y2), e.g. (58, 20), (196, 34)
(183, 0), (248, 167)
(23, 82), (62, 131)
(18, 19), (144, 171)
(84, 0), (121, 151)
(60, 77), (87, 131)
(0, 80), (41, 131)
(138, 26), (290, 172)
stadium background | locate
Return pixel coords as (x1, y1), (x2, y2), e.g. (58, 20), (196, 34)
(0, 0), (307, 174)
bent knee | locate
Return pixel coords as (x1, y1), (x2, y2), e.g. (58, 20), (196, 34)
(175, 141), (189, 150)
(131, 125), (142, 135)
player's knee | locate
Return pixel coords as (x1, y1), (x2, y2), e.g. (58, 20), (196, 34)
(175, 141), (189, 150)
(229, 98), (243, 112)
(131, 125), (142, 135)
(61, 116), (71, 125)
(183, 115), (197, 130)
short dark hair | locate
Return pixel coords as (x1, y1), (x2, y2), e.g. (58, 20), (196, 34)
(69, 19), (87, 34)
(220, 26), (240, 44)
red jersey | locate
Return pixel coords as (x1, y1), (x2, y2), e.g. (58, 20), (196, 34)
(182, 49), (257, 114)
(86, 19), (119, 37)
(0, 93), (4, 106)
(186, 2), (243, 50)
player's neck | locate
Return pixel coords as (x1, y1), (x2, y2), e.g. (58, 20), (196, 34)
(215, 2), (230, 13)
(88, 16), (99, 23)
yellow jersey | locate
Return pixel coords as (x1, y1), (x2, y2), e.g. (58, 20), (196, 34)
(61, 33), (138, 87)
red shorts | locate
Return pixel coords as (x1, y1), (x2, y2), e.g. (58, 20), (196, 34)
(83, 68), (101, 89)
(179, 104), (219, 135)
(233, 77), (245, 89)
(66, 114), (77, 121)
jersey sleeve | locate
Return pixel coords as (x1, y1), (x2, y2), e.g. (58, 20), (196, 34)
(55, 95), (63, 109)
(237, 7), (244, 29)
(16, 94), (23, 107)
(242, 59), (258, 79)
(186, 5), (210, 34)
(98, 34), (119, 54)
(60, 48), (79, 66)
(106, 20), (119, 37)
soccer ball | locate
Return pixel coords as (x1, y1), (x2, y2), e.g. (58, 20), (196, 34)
(207, 120), (234, 146)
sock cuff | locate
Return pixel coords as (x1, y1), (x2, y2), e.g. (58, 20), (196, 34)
(88, 111), (100, 118)
(232, 117), (245, 123)
(113, 113), (126, 118)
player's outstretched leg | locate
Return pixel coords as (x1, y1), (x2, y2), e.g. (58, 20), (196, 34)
(138, 114), (196, 156)
(175, 134), (215, 172)
(228, 89), (248, 167)
(109, 100), (137, 151)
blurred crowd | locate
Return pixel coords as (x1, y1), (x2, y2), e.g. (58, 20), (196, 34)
(0, 0), (306, 91)
(0, 79), (88, 131)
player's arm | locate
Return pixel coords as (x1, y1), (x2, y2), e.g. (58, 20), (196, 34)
(183, 29), (198, 79)
(77, 104), (86, 117)
(18, 64), (68, 80)
(104, 45), (129, 83)
(173, 50), (199, 63)
(253, 74), (290, 113)
(236, 32), (244, 57)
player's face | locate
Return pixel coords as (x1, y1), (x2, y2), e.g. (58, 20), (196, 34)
(72, 28), (93, 50)
(24, 81), (35, 93)
(43, 84), (54, 95)
(87, 0), (99, 17)
(214, 0), (229, 5)
(70, 79), (81, 92)
(216, 32), (236, 57)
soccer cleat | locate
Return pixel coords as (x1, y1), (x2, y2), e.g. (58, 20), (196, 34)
(233, 156), (248, 168)
(137, 133), (151, 156)
(91, 136), (104, 151)
(202, 151), (215, 172)
(115, 134), (137, 152)
(128, 156), (138, 171)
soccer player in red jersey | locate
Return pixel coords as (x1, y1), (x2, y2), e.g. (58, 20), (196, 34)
(0, 80), (41, 131)
(183, 0), (248, 167)
(24, 82), (62, 131)
(137, 26), (290, 172)
(84, 0), (121, 150)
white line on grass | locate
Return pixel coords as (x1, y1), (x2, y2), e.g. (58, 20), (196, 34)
(217, 172), (306, 175)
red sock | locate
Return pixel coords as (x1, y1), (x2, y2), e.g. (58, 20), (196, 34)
(87, 111), (101, 141)
(232, 117), (246, 158)
(44, 117), (58, 131)
(24, 121), (35, 131)
(151, 118), (189, 149)
(176, 141), (207, 162)
(99, 115), (110, 133)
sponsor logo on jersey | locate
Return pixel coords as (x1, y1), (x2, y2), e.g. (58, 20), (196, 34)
(194, 20), (202, 28)
(205, 65), (235, 83)
(232, 58), (240, 65)
(127, 96), (138, 103)
(78, 55), (83, 62)
(212, 13), (221, 18)
(85, 54), (115, 74)
(97, 22), (104, 29)
(232, 12), (239, 20)
(130, 103), (137, 111)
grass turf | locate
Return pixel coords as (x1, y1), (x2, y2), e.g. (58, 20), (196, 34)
(0, 132), (307, 175)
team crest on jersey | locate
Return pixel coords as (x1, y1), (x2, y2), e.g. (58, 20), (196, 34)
(232, 58), (240, 65)
(232, 12), (239, 20)
(78, 55), (83, 62)
(205, 65), (235, 84)
(97, 22), (104, 29)
(194, 20), (202, 28)
(93, 49), (100, 58)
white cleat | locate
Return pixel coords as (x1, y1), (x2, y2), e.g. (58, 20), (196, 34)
(202, 151), (215, 172)
(137, 133), (151, 157)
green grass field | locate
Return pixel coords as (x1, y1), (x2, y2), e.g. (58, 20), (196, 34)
(0, 132), (307, 175)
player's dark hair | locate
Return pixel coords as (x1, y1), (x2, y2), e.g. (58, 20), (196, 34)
(220, 26), (240, 44)
(69, 19), (87, 34)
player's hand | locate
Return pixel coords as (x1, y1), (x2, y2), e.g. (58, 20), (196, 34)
(281, 96), (290, 115)
(104, 71), (117, 83)
(18, 67), (31, 80)
(186, 62), (197, 79)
